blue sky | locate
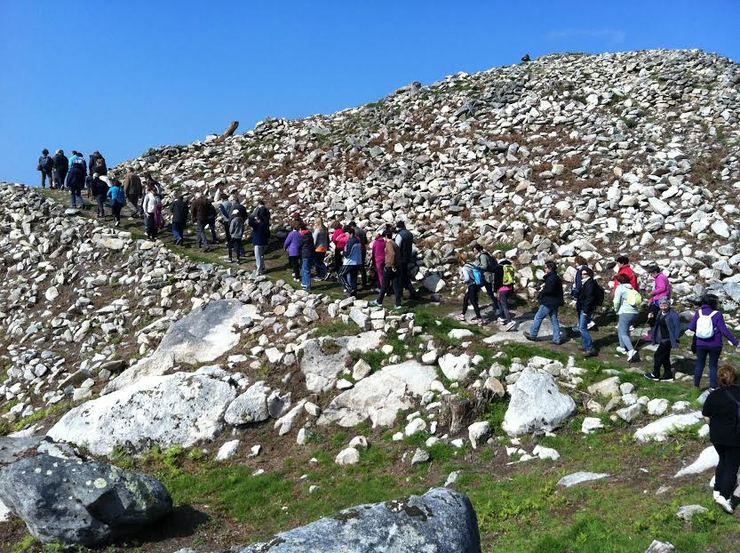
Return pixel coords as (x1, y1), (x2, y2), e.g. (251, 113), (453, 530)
(1, 0), (738, 186)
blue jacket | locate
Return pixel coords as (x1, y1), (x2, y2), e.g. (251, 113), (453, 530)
(651, 309), (681, 348)
(107, 185), (125, 205)
(343, 235), (362, 265)
(283, 230), (301, 256)
(65, 166), (86, 191)
(249, 217), (269, 246)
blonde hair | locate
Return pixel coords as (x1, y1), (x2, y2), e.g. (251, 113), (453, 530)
(314, 217), (323, 228)
(457, 252), (468, 266)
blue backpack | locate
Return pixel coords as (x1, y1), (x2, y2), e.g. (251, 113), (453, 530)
(472, 266), (484, 286)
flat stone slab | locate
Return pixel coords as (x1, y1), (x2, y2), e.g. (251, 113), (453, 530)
(674, 446), (718, 478)
(557, 472), (609, 488)
(634, 412), (703, 442)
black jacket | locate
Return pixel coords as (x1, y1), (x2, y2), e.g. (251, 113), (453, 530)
(65, 166), (86, 191)
(54, 153), (68, 175)
(396, 228), (413, 263)
(299, 230), (315, 259)
(90, 177), (108, 198)
(538, 271), (564, 308)
(577, 278), (598, 315)
(170, 200), (189, 224)
(703, 386), (740, 446)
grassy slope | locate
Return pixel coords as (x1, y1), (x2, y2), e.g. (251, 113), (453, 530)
(5, 189), (740, 552)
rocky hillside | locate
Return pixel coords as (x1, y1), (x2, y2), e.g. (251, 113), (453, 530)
(119, 49), (739, 309)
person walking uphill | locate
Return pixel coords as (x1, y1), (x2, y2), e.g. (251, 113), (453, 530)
(107, 180), (126, 227)
(170, 193), (188, 245)
(644, 265), (672, 339)
(369, 229), (401, 309)
(645, 298), (681, 381)
(229, 210), (245, 263)
(702, 365), (740, 514)
(37, 149), (54, 188)
(53, 150), (68, 189)
(123, 168), (143, 218)
(395, 221), (418, 301)
(575, 268), (604, 357)
(299, 223), (315, 291)
(312, 217), (329, 280)
(494, 251), (516, 329)
(90, 174), (109, 218)
(249, 214), (269, 276)
(142, 185), (159, 240)
(284, 223), (301, 280)
(613, 273), (642, 362)
(65, 156), (86, 208)
(524, 260), (564, 345)
(456, 252), (483, 323)
(473, 243), (499, 313)
(688, 294), (739, 390)
(190, 193), (210, 249)
(613, 255), (639, 293)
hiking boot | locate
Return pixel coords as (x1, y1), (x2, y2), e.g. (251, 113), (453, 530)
(644, 372), (660, 381)
(584, 349), (598, 358)
(523, 331), (537, 342)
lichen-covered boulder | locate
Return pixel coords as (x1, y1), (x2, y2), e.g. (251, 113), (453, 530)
(0, 454), (172, 546)
(228, 487), (481, 552)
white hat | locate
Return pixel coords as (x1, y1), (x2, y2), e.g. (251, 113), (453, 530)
(232, 210), (239, 216)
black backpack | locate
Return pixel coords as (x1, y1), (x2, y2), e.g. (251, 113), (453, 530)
(40, 155), (53, 171)
(480, 252), (495, 273)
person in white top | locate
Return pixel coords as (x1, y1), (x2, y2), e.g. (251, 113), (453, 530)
(141, 184), (159, 240)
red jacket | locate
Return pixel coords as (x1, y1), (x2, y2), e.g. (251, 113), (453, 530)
(614, 265), (639, 292)
(331, 229), (348, 250)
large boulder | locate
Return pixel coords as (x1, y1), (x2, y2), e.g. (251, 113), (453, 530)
(47, 372), (236, 456)
(0, 454), (172, 546)
(230, 488), (480, 552)
(300, 332), (383, 392)
(318, 361), (437, 427)
(106, 300), (257, 392)
(502, 367), (577, 437)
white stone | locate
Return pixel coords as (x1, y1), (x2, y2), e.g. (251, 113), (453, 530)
(674, 446), (719, 478)
(647, 398), (669, 416)
(467, 421), (491, 449)
(216, 440), (240, 461)
(581, 417), (604, 434)
(335, 447), (360, 465)
(634, 412), (703, 442)
(533, 445), (560, 461)
(438, 353), (472, 382)
(224, 381), (270, 425)
(557, 472), (609, 488)
(405, 417), (427, 437)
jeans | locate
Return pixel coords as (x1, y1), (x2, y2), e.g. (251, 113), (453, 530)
(653, 341), (673, 378)
(694, 347), (722, 388)
(578, 312), (594, 352)
(617, 313), (636, 351)
(70, 189), (83, 208)
(498, 289), (512, 322)
(172, 221), (184, 242)
(313, 251), (327, 279)
(207, 219), (218, 242)
(714, 444), (740, 500)
(340, 264), (358, 295)
(53, 170), (66, 189)
(463, 284), (481, 318)
(377, 266), (401, 306)
(41, 171), (52, 188)
(530, 304), (561, 343)
(301, 257), (312, 290)
(254, 245), (266, 274)
(196, 222), (208, 247)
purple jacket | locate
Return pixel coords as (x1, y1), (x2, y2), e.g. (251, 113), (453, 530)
(650, 272), (671, 303)
(688, 305), (738, 349)
(283, 230), (301, 257)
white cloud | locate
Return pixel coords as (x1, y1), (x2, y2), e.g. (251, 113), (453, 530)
(545, 28), (626, 45)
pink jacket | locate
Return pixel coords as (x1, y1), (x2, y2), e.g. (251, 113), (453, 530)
(650, 272), (671, 303)
(372, 238), (385, 266)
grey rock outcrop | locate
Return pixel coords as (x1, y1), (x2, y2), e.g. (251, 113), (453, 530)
(0, 454), (172, 546)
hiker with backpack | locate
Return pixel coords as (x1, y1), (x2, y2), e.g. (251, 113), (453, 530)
(473, 243), (500, 314)
(65, 154), (86, 208)
(645, 298), (681, 381)
(575, 267), (604, 357)
(524, 260), (564, 344)
(107, 180), (126, 227)
(643, 265), (672, 339)
(456, 252), (483, 323)
(37, 149), (54, 188)
(369, 229), (402, 309)
(613, 255), (639, 292)
(350, 221), (369, 290)
(123, 168), (143, 217)
(613, 273), (643, 362)
(688, 294), (739, 390)
(494, 251), (517, 328)
(395, 221), (418, 301)
(701, 365), (740, 514)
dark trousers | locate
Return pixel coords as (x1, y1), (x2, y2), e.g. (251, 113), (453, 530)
(196, 222), (208, 247)
(333, 249), (343, 278)
(482, 281), (499, 309)
(288, 255), (300, 279)
(172, 220), (185, 242)
(145, 214), (157, 239)
(652, 341), (673, 378)
(53, 170), (66, 189)
(41, 171), (52, 188)
(714, 444), (740, 500)
(339, 265), (358, 295)
(313, 251), (327, 279)
(95, 195), (106, 216)
(230, 238), (244, 260)
(398, 262), (416, 299)
(695, 347), (722, 389)
(377, 266), (401, 306)
(207, 219), (218, 242)
(463, 284), (481, 318)
(221, 221), (231, 245)
(111, 202), (123, 224)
